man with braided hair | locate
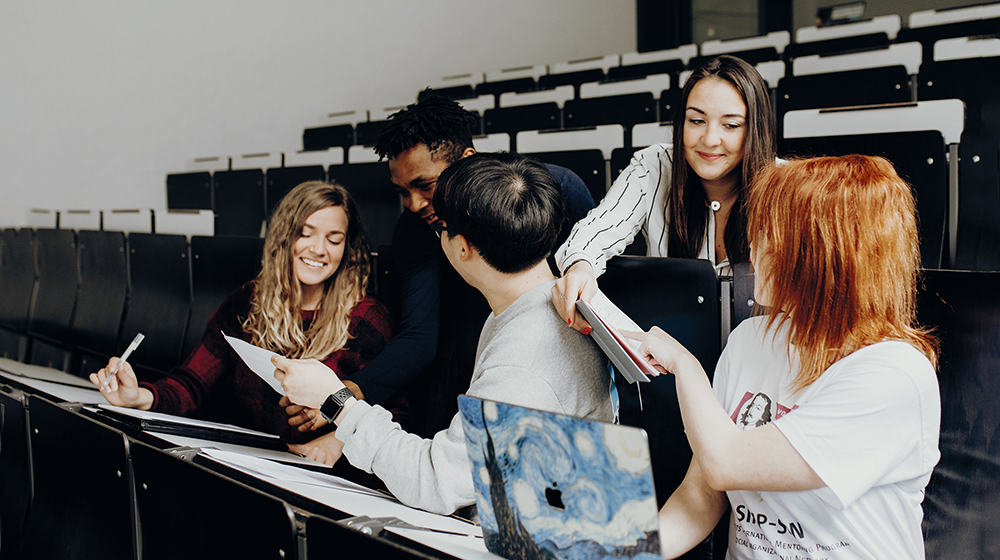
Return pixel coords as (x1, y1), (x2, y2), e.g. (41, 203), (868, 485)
(352, 94), (595, 437)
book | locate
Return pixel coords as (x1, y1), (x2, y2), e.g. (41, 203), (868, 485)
(575, 291), (659, 384)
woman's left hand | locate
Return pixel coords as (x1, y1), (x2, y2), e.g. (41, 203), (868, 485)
(625, 327), (702, 377)
(288, 431), (344, 467)
(279, 396), (329, 432)
(272, 355), (345, 409)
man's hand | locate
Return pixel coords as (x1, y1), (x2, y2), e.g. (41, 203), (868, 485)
(288, 432), (345, 467)
(271, 355), (345, 409)
(279, 396), (329, 432)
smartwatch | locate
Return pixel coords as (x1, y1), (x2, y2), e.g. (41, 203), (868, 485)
(320, 387), (356, 424)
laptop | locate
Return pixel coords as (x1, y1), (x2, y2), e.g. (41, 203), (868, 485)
(458, 395), (661, 560)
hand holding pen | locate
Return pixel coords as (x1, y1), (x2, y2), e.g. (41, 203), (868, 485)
(100, 333), (145, 390)
(90, 333), (154, 410)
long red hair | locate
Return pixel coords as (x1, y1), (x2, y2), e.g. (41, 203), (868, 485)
(746, 155), (937, 391)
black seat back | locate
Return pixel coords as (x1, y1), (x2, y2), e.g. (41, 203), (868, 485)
(166, 172), (212, 210)
(0, 229), (37, 362)
(265, 165), (327, 215)
(328, 162), (401, 250)
(0, 383), (33, 560)
(120, 233), (192, 380)
(29, 229), (78, 344)
(72, 230), (128, 374)
(21, 396), (134, 560)
(600, 256), (720, 506)
(130, 441), (298, 560)
(918, 269), (1000, 560)
(183, 236), (263, 358)
(782, 130), (949, 269)
(213, 169), (266, 237)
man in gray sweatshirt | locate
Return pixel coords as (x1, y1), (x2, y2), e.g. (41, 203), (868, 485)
(274, 153), (614, 515)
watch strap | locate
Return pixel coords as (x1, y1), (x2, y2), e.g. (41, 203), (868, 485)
(320, 387), (356, 423)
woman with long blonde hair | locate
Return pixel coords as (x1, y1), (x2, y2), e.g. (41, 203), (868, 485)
(92, 181), (394, 461)
(634, 156), (940, 559)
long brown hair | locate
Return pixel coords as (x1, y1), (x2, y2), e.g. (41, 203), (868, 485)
(746, 156), (938, 391)
(243, 181), (370, 359)
(668, 55), (776, 264)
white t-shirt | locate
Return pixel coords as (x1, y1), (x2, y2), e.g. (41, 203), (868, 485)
(714, 317), (940, 560)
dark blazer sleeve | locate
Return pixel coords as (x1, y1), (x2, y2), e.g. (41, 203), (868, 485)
(343, 212), (441, 404)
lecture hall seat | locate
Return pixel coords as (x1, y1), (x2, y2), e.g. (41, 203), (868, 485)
(0, 229), (37, 363)
(918, 269), (1000, 560)
(26, 228), (79, 372)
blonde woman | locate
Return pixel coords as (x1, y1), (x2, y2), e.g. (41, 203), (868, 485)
(92, 181), (394, 458)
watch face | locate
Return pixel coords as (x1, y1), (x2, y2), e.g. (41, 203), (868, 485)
(321, 388), (354, 423)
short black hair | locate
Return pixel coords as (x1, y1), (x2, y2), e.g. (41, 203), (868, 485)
(433, 153), (564, 274)
(373, 93), (479, 163)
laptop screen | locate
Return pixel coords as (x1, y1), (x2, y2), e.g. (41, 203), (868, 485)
(458, 395), (661, 560)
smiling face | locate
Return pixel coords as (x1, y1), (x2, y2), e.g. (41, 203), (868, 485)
(389, 143), (455, 227)
(292, 205), (348, 309)
(683, 77), (747, 193)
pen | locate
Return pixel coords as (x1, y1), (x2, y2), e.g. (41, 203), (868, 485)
(100, 333), (145, 391)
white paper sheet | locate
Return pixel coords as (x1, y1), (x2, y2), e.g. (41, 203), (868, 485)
(590, 290), (643, 335)
(0, 371), (107, 404)
(222, 332), (286, 396)
(197, 448), (482, 538)
(199, 448), (383, 497)
(0, 358), (96, 388)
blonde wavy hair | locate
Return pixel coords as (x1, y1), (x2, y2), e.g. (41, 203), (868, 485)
(746, 155), (937, 391)
(242, 181), (370, 359)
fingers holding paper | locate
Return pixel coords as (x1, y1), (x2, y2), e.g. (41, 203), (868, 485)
(629, 327), (703, 378)
(271, 355), (346, 410)
(89, 358), (153, 410)
(552, 260), (598, 333)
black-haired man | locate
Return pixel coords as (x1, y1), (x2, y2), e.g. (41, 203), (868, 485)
(274, 154), (612, 515)
(338, 94), (595, 436)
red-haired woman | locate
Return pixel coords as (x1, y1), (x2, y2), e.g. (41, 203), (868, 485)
(634, 156), (940, 559)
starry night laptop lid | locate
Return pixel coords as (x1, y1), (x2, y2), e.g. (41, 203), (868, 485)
(458, 395), (661, 560)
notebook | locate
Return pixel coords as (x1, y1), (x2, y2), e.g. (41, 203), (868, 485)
(575, 291), (658, 385)
(458, 395), (661, 560)
(96, 404), (285, 450)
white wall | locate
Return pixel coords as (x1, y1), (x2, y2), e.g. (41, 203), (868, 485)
(0, 1), (636, 228)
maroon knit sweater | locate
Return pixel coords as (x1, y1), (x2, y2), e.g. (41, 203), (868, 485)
(141, 283), (395, 443)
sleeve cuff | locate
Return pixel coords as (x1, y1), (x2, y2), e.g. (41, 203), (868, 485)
(336, 400), (396, 473)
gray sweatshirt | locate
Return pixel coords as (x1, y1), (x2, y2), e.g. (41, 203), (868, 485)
(336, 280), (614, 514)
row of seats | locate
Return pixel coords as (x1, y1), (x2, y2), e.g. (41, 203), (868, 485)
(0, 382), (439, 560)
(296, 4), (998, 151)
(0, 228), (264, 382)
(0, 223), (744, 522)
(42, 114), (998, 275)
(163, 95), (997, 271)
(149, 5), (999, 269)
(27, 9), (994, 268)
(165, 158), (402, 248)
(0, 237), (997, 559)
